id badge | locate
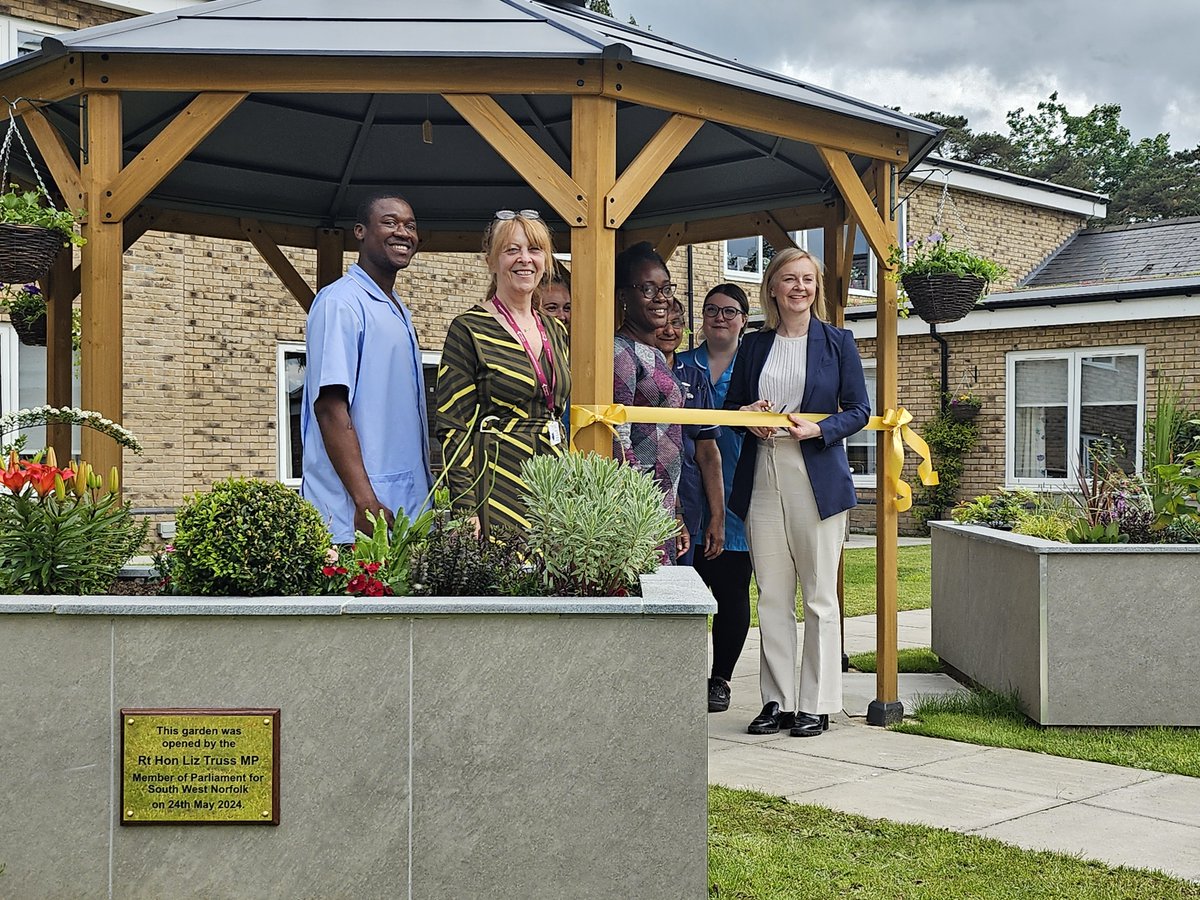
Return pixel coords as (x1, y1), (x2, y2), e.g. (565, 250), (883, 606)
(548, 418), (563, 446)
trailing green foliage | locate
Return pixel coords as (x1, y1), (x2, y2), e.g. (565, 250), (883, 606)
(911, 403), (979, 531)
(521, 451), (678, 596)
(0, 184), (86, 245)
(887, 230), (1007, 284)
(172, 478), (331, 596)
(951, 488), (1035, 530)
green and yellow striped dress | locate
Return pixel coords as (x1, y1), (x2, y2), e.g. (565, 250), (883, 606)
(435, 305), (571, 534)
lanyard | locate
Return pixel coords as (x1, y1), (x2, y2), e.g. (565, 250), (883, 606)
(491, 295), (558, 415)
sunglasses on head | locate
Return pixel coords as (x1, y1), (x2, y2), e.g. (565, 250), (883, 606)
(494, 209), (541, 221)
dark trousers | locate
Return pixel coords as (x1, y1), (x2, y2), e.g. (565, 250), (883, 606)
(694, 548), (753, 683)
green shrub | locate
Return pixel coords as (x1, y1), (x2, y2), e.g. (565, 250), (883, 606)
(1012, 512), (1069, 543)
(173, 479), (331, 596)
(951, 488), (1035, 529)
(520, 452), (678, 596)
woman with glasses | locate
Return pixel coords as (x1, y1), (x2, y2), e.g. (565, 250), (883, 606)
(613, 241), (689, 564)
(436, 210), (571, 536)
(677, 284), (753, 713)
(725, 248), (869, 739)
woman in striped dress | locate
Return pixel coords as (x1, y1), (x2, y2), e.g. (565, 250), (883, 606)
(435, 210), (571, 536)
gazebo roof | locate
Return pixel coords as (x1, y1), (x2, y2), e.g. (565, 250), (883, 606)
(2, 0), (942, 237)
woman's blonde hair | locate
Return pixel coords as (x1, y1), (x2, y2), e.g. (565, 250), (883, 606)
(760, 247), (826, 331)
(482, 216), (556, 305)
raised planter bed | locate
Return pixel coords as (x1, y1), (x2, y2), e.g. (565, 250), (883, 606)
(0, 566), (715, 900)
(931, 522), (1200, 727)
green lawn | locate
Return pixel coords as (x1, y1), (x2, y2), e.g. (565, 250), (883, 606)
(897, 689), (1200, 779)
(709, 786), (1199, 899)
(749, 544), (930, 626)
(849, 646), (942, 673)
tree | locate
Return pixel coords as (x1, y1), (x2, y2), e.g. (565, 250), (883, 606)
(913, 95), (1200, 224)
(586, 0), (613, 14)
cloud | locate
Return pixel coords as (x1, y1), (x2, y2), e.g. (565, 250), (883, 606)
(617, 0), (1200, 150)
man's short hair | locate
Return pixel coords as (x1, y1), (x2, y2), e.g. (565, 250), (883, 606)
(355, 191), (411, 228)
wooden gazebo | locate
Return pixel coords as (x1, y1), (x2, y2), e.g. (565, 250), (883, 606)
(0, 0), (942, 723)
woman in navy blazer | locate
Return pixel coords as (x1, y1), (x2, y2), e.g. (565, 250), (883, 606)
(724, 247), (870, 738)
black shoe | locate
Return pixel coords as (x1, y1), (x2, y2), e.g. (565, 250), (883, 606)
(789, 712), (829, 738)
(707, 677), (731, 713)
(747, 702), (795, 735)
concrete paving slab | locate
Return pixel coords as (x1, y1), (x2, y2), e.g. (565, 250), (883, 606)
(708, 742), (885, 797)
(765, 722), (988, 770)
(906, 746), (1162, 801)
(792, 770), (1066, 831)
(1082, 774), (1200, 828)
(976, 803), (1200, 882)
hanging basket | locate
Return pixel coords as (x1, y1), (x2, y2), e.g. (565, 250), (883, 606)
(901, 273), (987, 325)
(0, 222), (66, 283)
(9, 304), (47, 346)
(947, 403), (980, 424)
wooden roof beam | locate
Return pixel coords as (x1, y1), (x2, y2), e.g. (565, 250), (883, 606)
(608, 63), (910, 164)
(621, 203), (829, 249)
(816, 146), (893, 265)
(444, 94), (588, 227)
(240, 217), (316, 312)
(83, 54), (604, 95)
(101, 92), (247, 223)
(605, 113), (703, 228)
(21, 106), (84, 209)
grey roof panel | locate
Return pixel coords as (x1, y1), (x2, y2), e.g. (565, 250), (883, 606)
(1024, 218), (1200, 287)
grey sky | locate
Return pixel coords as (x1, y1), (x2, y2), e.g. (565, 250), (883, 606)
(613, 0), (1199, 151)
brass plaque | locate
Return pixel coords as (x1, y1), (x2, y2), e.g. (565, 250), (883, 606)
(120, 708), (279, 825)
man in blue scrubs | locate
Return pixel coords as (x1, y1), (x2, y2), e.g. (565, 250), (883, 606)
(301, 192), (433, 542)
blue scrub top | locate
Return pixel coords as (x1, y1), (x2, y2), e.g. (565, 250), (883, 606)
(301, 264), (433, 543)
(677, 343), (747, 552)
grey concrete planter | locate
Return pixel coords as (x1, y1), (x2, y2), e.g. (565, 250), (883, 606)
(931, 522), (1200, 727)
(0, 567), (715, 900)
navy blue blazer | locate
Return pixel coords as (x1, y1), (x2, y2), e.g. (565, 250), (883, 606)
(724, 319), (871, 522)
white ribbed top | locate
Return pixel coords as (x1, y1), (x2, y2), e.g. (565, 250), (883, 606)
(758, 335), (807, 435)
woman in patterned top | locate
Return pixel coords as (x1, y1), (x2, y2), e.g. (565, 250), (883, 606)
(613, 241), (689, 564)
(435, 210), (571, 537)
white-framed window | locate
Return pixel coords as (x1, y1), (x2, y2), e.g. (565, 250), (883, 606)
(1005, 347), (1144, 488)
(721, 204), (906, 295)
(0, 323), (83, 454)
(0, 15), (66, 64)
(276, 344), (443, 485)
(847, 360), (876, 487)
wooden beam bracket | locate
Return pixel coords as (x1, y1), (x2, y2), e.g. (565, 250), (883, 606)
(240, 217), (316, 312)
(816, 146), (894, 265)
(604, 113), (702, 229)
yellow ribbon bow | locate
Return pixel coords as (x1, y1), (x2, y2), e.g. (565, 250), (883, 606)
(570, 403), (938, 513)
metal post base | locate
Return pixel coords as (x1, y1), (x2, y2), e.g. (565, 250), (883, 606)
(866, 699), (904, 726)
(841, 652), (849, 673)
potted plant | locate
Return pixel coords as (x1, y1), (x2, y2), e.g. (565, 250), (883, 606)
(0, 183), (86, 284)
(946, 389), (982, 423)
(888, 231), (1006, 324)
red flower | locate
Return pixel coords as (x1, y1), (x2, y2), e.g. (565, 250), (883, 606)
(1, 464), (27, 493)
(23, 463), (59, 496)
(363, 561), (381, 575)
(346, 573), (368, 594)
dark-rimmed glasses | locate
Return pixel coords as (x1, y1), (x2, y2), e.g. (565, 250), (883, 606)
(626, 282), (676, 300)
(494, 209), (541, 221)
(703, 304), (745, 320)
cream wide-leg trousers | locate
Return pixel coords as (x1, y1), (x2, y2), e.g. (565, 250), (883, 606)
(745, 438), (846, 715)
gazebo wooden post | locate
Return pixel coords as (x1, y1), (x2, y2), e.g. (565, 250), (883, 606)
(868, 160), (902, 725)
(315, 228), (345, 291)
(42, 247), (75, 460)
(79, 91), (125, 483)
(570, 94), (616, 457)
(825, 208), (848, 671)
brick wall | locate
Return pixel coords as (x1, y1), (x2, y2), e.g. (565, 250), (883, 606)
(1, 0), (125, 28)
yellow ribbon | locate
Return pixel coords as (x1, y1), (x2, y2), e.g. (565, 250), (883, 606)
(570, 404), (938, 513)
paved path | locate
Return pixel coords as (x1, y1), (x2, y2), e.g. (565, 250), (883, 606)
(710, 608), (1200, 882)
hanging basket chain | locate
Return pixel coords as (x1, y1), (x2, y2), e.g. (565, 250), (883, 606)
(1, 97), (58, 209)
(933, 179), (977, 255)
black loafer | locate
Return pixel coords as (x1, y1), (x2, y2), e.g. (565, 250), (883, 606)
(707, 677), (731, 713)
(747, 702), (795, 735)
(789, 712), (829, 738)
